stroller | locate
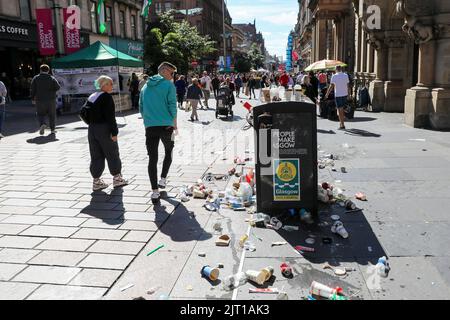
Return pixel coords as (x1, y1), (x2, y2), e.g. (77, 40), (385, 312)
(215, 86), (234, 119)
(318, 87), (355, 121)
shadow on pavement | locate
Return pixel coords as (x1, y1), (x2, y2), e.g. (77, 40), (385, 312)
(26, 133), (59, 144)
(272, 203), (387, 267)
(80, 188), (125, 225)
(153, 193), (212, 242)
(344, 128), (381, 138)
(318, 129), (336, 135)
(347, 117), (377, 122)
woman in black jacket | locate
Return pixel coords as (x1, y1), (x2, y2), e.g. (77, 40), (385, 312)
(87, 76), (128, 191)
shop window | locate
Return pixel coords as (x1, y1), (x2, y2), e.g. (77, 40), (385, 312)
(90, 1), (98, 33)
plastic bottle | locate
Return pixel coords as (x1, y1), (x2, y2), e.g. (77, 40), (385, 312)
(376, 256), (390, 278)
(223, 272), (247, 291)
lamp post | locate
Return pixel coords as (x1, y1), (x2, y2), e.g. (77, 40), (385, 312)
(222, 0), (226, 71)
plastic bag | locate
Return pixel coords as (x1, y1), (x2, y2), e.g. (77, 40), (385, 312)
(237, 182), (253, 203)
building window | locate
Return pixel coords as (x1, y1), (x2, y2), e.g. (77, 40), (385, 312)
(155, 3), (162, 14)
(164, 2), (172, 11)
(106, 6), (113, 36)
(131, 15), (137, 40)
(19, 0), (31, 21)
(119, 11), (125, 38)
(90, 1), (98, 33)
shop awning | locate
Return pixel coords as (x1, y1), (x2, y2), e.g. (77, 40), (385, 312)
(52, 41), (143, 69)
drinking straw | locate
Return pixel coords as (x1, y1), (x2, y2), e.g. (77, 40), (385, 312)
(147, 244), (164, 256)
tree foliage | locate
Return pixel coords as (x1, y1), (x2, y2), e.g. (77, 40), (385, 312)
(144, 11), (217, 75)
(234, 52), (252, 73)
(247, 43), (265, 69)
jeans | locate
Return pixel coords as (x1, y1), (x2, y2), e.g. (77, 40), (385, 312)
(145, 126), (175, 190)
(88, 123), (122, 179)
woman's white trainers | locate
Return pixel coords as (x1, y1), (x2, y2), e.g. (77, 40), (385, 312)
(158, 178), (167, 189)
(93, 179), (109, 191)
(113, 174), (129, 188)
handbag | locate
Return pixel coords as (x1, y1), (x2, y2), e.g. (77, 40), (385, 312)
(79, 100), (92, 125)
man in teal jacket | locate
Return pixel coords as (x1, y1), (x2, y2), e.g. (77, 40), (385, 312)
(140, 62), (178, 204)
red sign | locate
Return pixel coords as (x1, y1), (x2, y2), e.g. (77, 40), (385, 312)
(36, 8), (56, 56)
(63, 7), (81, 54)
(292, 51), (299, 61)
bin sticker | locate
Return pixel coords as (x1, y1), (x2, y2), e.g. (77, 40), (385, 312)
(273, 159), (300, 201)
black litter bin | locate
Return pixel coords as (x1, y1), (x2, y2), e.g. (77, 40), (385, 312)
(253, 101), (318, 216)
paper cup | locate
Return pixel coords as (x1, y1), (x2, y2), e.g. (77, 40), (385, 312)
(201, 266), (220, 281)
(260, 266), (274, 282)
(245, 270), (266, 285)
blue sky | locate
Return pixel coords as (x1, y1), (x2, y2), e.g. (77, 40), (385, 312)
(227, 0), (298, 61)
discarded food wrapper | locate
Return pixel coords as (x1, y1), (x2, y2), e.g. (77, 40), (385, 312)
(355, 192), (367, 201)
(280, 263), (293, 278)
(295, 245), (315, 253)
(282, 225), (299, 232)
(271, 241), (287, 247)
(323, 264), (347, 276)
(120, 283), (134, 292)
(249, 288), (279, 294)
(269, 217), (283, 230)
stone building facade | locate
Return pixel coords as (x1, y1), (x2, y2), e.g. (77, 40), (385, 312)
(295, 0), (450, 130)
(0, 0), (143, 99)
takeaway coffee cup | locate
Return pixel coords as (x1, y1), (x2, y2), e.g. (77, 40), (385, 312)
(260, 266), (274, 282)
(201, 265), (220, 281)
(245, 270), (266, 285)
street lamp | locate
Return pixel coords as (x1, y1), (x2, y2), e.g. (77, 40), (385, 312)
(222, 0), (226, 70)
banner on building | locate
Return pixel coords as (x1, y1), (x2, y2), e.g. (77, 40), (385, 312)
(36, 8), (56, 56)
(63, 6), (81, 54)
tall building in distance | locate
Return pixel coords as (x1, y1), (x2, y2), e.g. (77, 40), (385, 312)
(147, 0), (227, 71)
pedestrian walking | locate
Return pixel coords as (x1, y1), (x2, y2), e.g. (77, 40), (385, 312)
(200, 71), (213, 109)
(86, 76), (128, 191)
(129, 73), (140, 109)
(318, 71), (328, 90)
(325, 65), (351, 130)
(139, 62), (178, 205)
(235, 75), (242, 98)
(186, 78), (203, 122)
(30, 64), (60, 135)
(279, 71), (289, 89)
(303, 75), (317, 104)
(175, 75), (188, 109)
(0, 79), (6, 138)
(242, 74), (248, 96)
(248, 75), (257, 99)
(309, 71), (319, 99)
(212, 74), (220, 98)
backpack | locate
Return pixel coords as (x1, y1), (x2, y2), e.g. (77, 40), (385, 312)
(79, 99), (92, 125)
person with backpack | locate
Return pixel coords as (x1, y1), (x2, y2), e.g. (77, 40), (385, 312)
(85, 75), (128, 191)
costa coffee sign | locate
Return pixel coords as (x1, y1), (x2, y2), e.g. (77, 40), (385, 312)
(0, 20), (36, 42)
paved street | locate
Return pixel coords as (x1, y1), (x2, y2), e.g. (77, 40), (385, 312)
(1, 95), (450, 300)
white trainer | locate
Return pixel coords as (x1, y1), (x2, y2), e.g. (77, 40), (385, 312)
(113, 174), (129, 188)
(93, 179), (109, 191)
(158, 178), (167, 189)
